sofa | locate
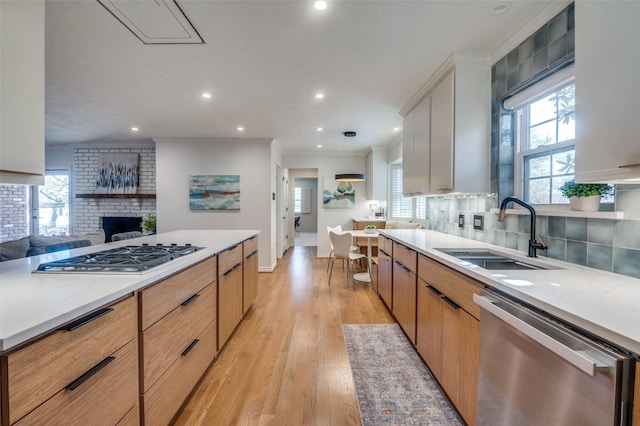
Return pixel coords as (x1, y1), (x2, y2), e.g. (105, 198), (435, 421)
(0, 229), (105, 261)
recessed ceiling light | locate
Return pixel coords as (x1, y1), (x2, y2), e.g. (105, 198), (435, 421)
(314, 0), (327, 11)
(131, 127), (139, 132)
(201, 92), (212, 99)
(317, 127), (324, 132)
(315, 92), (325, 100)
(237, 126), (244, 131)
(317, 144), (323, 148)
(492, 2), (511, 15)
(393, 127), (400, 132)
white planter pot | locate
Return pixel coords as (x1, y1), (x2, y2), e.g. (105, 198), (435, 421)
(569, 195), (601, 212)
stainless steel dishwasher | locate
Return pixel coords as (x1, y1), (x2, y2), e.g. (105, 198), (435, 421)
(474, 289), (636, 426)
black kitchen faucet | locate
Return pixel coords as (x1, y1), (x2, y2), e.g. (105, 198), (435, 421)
(498, 196), (547, 257)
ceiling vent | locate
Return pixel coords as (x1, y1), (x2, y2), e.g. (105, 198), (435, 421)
(97, 0), (203, 44)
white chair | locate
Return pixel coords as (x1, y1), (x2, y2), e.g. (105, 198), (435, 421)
(326, 225), (358, 272)
(328, 231), (368, 290)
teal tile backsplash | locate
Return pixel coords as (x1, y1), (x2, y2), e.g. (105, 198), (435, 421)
(424, 195), (640, 279)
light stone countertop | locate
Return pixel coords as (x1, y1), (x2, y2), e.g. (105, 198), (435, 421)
(0, 229), (259, 352)
(380, 229), (640, 355)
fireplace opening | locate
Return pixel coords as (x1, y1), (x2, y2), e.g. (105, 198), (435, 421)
(101, 216), (143, 242)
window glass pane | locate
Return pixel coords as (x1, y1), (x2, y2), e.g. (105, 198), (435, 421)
(38, 172), (70, 236)
(552, 149), (575, 175)
(558, 112), (575, 142)
(551, 176), (572, 204)
(294, 187), (301, 213)
(390, 165), (412, 218)
(415, 197), (426, 219)
(529, 96), (556, 125)
(529, 120), (556, 149)
(527, 178), (550, 204)
(527, 155), (550, 178)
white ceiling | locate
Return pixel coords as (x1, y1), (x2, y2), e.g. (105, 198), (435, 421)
(44, 0), (557, 154)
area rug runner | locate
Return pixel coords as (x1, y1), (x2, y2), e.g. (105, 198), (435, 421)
(343, 324), (462, 425)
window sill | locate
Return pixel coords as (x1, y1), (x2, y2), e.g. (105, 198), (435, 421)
(489, 208), (624, 219)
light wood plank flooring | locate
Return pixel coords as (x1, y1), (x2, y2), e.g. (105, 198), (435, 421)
(175, 246), (395, 425)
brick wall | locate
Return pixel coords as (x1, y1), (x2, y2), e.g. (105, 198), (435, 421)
(0, 185), (29, 242)
(73, 146), (156, 234)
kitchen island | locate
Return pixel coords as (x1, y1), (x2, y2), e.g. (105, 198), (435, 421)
(0, 229), (259, 426)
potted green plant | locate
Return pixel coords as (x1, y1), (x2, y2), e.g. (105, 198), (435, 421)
(364, 224), (377, 234)
(559, 180), (613, 211)
(141, 213), (157, 234)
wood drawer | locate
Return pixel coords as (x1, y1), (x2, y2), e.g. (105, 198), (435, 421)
(393, 241), (417, 273)
(379, 235), (388, 254)
(140, 255), (216, 330)
(15, 339), (137, 426)
(142, 322), (217, 426)
(218, 243), (243, 275)
(243, 236), (258, 257)
(141, 282), (217, 392)
(6, 296), (136, 424)
(117, 406), (139, 426)
(418, 255), (484, 320)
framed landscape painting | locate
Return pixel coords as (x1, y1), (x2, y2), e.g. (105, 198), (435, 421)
(189, 175), (240, 210)
(323, 177), (355, 209)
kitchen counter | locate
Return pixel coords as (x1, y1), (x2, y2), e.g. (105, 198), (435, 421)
(0, 229), (259, 352)
(380, 229), (640, 355)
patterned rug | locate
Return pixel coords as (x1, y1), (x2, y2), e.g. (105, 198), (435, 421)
(343, 324), (462, 426)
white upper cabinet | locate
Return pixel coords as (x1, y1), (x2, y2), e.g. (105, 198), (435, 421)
(0, 1), (45, 185)
(402, 93), (431, 196)
(401, 54), (491, 195)
(574, 2), (640, 183)
(366, 146), (388, 201)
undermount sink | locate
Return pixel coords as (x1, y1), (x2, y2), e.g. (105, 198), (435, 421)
(435, 248), (557, 271)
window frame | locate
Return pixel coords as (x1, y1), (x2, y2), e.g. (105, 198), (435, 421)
(513, 80), (577, 206)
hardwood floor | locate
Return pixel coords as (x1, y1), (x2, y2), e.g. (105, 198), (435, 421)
(175, 246), (395, 426)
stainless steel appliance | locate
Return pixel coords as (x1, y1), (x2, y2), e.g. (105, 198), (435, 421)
(35, 243), (203, 273)
(474, 289), (635, 426)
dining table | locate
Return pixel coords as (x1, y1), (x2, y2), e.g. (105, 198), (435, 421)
(345, 229), (378, 283)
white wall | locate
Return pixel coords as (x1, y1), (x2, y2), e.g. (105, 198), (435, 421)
(283, 153), (373, 257)
(155, 138), (274, 271)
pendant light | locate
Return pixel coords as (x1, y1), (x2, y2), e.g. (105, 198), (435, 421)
(335, 131), (366, 182)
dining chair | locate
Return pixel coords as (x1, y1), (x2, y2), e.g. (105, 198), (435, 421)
(326, 225), (358, 272)
(328, 231), (368, 290)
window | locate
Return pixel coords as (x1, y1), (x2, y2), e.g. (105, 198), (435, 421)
(515, 82), (575, 204)
(389, 164), (428, 221)
(34, 170), (71, 235)
(294, 187), (302, 214)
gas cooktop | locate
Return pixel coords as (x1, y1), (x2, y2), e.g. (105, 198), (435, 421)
(35, 243), (204, 273)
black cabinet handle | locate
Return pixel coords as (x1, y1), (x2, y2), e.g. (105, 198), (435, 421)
(58, 308), (113, 332)
(394, 260), (411, 272)
(65, 356), (115, 390)
(427, 285), (442, 296)
(181, 293), (200, 307)
(181, 339), (200, 357)
(223, 262), (242, 276)
(442, 296), (461, 310)
(246, 250), (257, 259)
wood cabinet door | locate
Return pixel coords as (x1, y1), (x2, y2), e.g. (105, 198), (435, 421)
(633, 361), (640, 426)
(243, 250), (258, 313)
(441, 299), (479, 426)
(377, 249), (392, 308)
(218, 265), (243, 350)
(416, 278), (443, 381)
(392, 260), (416, 344)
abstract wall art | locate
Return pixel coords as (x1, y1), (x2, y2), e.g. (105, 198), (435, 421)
(95, 153), (139, 194)
(189, 175), (240, 210)
(323, 177), (355, 209)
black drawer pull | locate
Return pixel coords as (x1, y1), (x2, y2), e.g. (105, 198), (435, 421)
(59, 307), (113, 332)
(246, 250), (257, 259)
(394, 260), (411, 272)
(65, 356), (115, 391)
(181, 339), (200, 357)
(442, 296), (461, 310)
(223, 262), (242, 276)
(427, 285), (442, 296)
(181, 293), (200, 307)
